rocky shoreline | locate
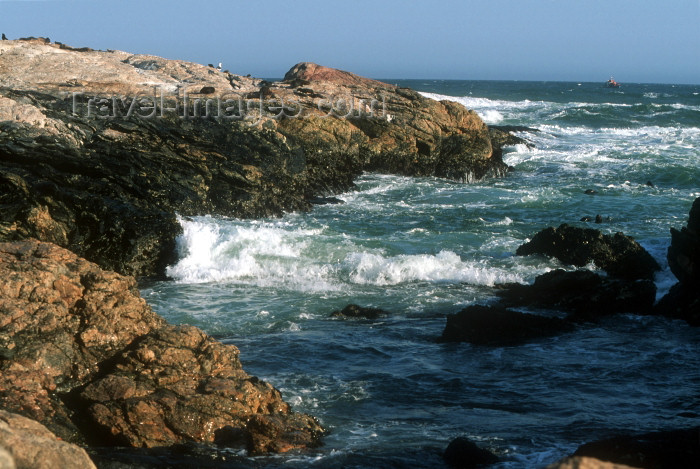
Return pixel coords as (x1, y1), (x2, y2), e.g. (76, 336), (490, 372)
(1, 37), (699, 468)
(0, 37), (510, 278)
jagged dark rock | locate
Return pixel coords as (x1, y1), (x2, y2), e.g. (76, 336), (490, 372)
(516, 224), (661, 281)
(498, 269), (656, 321)
(654, 283), (700, 326)
(656, 197), (700, 326)
(443, 437), (499, 468)
(667, 197), (700, 285)
(438, 304), (573, 346)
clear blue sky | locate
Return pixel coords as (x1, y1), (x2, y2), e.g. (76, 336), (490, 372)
(1, 0), (698, 84)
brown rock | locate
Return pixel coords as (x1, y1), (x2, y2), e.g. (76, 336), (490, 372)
(284, 62), (391, 88)
(0, 410), (96, 469)
(0, 240), (324, 454)
(79, 324), (323, 453)
(0, 240), (163, 438)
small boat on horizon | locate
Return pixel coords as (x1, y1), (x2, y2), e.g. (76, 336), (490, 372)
(606, 77), (620, 88)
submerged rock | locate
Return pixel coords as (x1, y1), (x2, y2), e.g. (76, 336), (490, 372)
(516, 224), (660, 281)
(438, 305), (572, 346)
(0, 240), (323, 454)
(330, 304), (390, 319)
(443, 437), (499, 468)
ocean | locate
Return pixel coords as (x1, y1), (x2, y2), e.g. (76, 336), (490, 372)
(140, 80), (700, 468)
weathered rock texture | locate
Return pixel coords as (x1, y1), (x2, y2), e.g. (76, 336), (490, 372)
(516, 224), (660, 281)
(0, 39), (510, 277)
(656, 197), (700, 326)
(0, 409), (96, 469)
(0, 240), (323, 454)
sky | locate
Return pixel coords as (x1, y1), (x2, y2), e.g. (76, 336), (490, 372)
(1, 0), (699, 84)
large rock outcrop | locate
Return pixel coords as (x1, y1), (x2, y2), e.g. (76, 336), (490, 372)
(0, 39), (510, 277)
(656, 197), (700, 326)
(516, 224), (660, 281)
(0, 240), (323, 454)
(498, 269), (656, 322)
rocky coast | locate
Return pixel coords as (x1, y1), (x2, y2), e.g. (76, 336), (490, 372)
(0, 37), (510, 278)
(0, 37), (515, 466)
(0, 37), (698, 468)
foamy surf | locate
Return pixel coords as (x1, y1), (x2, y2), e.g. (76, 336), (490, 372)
(167, 215), (530, 290)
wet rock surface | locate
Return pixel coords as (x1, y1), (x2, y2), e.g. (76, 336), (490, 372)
(438, 304), (573, 346)
(330, 304), (390, 319)
(0, 240), (323, 455)
(498, 269), (656, 322)
(657, 197), (700, 326)
(516, 224), (661, 281)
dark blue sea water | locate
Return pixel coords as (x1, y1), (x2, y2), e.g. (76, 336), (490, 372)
(141, 80), (700, 468)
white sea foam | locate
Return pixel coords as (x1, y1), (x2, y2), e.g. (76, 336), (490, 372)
(166, 216), (527, 290)
(166, 216), (338, 291)
(419, 91), (542, 124)
(342, 250), (523, 286)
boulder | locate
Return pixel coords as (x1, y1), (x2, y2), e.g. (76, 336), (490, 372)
(330, 304), (389, 319)
(516, 224), (660, 281)
(498, 269), (656, 321)
(0, 410), (96, 469)
(0, 240), (323, 454)
(572, 427), (700, 469)
(438, 305), (573, 346)
(443, 437), (499, 468)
